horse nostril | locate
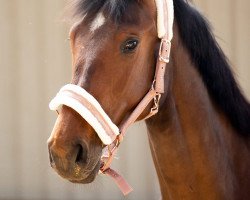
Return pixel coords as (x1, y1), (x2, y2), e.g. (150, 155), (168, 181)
(75, 144), (88, 165)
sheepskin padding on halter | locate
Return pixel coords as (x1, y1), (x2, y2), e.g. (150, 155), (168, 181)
(155, 0), (174, 40)
(49, 84), (120, 145)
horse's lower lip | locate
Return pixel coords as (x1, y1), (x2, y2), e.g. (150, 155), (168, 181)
(69, 161), (101, 184)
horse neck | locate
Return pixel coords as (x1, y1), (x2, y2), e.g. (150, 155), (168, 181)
(146, 30), (250, 200)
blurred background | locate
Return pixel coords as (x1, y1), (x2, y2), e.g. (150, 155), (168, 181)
(0, 0), (249, 199)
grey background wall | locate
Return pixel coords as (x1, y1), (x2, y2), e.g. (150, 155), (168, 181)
(0, 0), (249, 199)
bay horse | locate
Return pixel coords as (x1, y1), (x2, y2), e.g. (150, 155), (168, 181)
(48, 0), (250, 199)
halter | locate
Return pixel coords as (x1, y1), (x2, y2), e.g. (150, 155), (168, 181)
(49, 0), (174, 195)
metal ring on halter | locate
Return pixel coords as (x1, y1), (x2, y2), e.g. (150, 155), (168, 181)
(151, 93), (161, 113)
(149, 80), (161, 114)
(106, 136), (122, 156)
(159, 39), (171, 63)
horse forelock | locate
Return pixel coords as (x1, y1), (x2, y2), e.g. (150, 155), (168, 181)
(68, 0), (143, 25)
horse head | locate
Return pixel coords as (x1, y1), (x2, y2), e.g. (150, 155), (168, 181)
(47, 0), (164, 184)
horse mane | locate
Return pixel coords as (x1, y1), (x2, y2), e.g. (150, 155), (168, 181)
(68, 0), (250, 136)
(174, 0), (250, 136)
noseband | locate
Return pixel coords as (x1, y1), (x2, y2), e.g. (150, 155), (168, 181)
(49, 0), (174, 195)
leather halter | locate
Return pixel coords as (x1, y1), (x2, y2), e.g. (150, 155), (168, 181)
(49, 0), (174, 196)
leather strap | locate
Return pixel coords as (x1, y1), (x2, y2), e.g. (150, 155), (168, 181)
(103, 168), (133, 195)
(119, 89), (158, 135)
(155, 39), (171, 93)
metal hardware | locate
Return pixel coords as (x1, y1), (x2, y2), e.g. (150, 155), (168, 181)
(151, 93), (161, 114)
(106, 137), (121, 157)
(151, 79), (156, 91)
(159, 39), (171, 63)
(149, 80), (161, 115)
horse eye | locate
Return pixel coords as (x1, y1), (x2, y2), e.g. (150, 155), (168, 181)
(121, 39), (139, 53)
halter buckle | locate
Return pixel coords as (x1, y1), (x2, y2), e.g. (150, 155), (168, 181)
(159, 39), (171, 63)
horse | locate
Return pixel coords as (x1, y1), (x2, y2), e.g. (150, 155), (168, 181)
(47, 0), (250, 199)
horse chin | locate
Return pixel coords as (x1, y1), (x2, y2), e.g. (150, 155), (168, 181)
(68, 161), (101, 184)
(69, 174), (96, 184)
